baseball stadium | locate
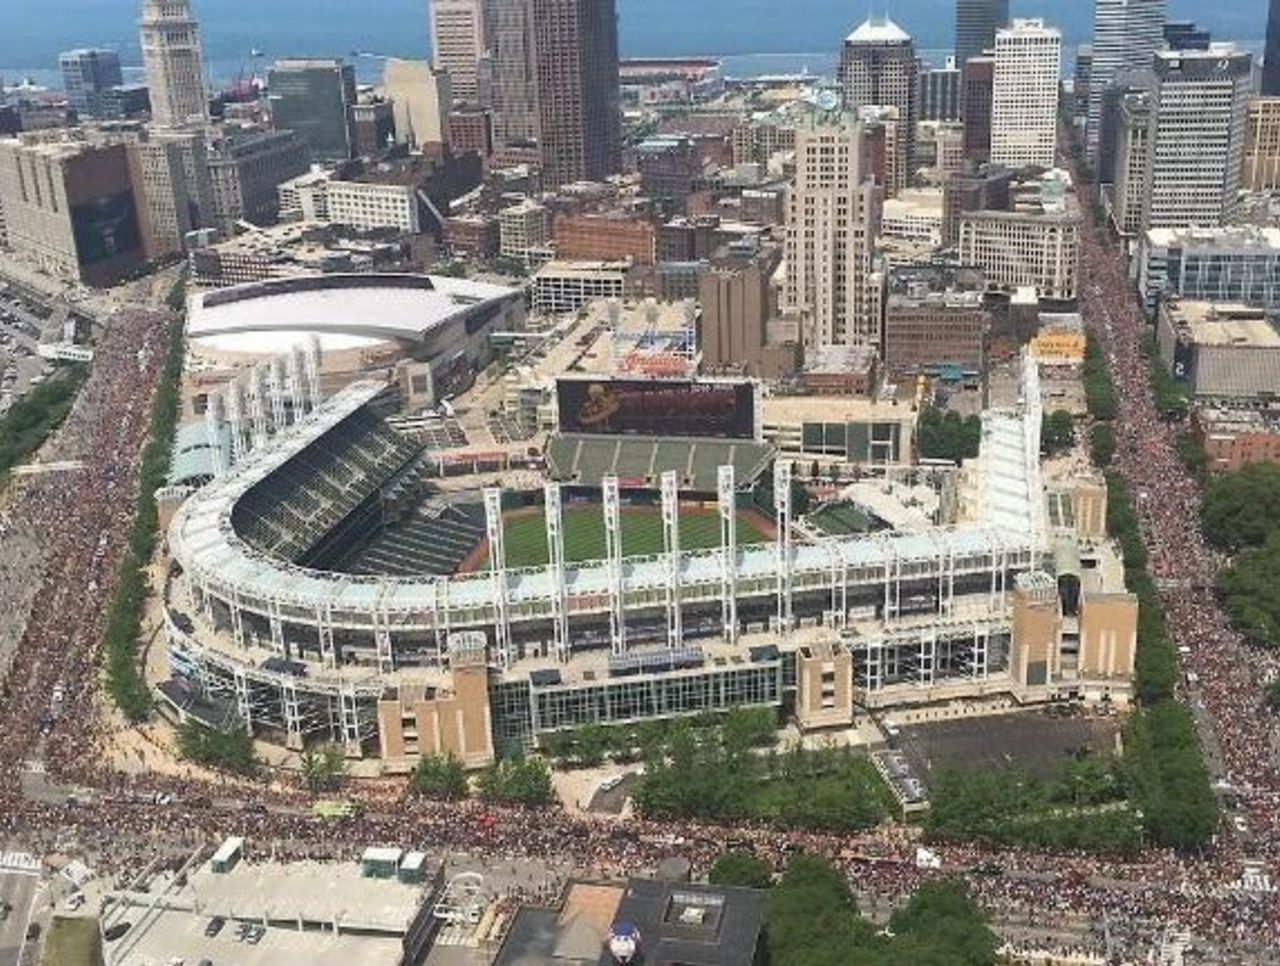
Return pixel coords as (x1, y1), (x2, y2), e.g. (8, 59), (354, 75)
(160, 282), (1137, 770)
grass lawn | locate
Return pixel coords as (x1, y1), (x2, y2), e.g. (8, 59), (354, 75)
(41, 917), (104, 966)
(493, 506), (770, 568)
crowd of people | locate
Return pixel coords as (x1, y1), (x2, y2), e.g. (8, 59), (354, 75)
(0, 206), (1279, 964)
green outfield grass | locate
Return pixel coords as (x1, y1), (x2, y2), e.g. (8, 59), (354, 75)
(490, 506), (771, 569)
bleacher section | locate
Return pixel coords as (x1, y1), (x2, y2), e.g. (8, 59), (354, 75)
(545, 433), (775, 492)
(346, 501), (486, 577)
(231, 407), (422, 563)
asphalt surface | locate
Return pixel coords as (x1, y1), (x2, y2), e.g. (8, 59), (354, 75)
(0, 869), (38, 966)
(895, 710), (1121, 787)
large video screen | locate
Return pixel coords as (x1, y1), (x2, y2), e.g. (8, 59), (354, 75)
(557, 378), (755, 439)
(71, 191), (141, 266)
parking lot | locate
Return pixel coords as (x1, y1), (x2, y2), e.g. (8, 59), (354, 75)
(0, 862), (40, 966)
(0, 290), (61, 417)
(894, 708), (1122, 789)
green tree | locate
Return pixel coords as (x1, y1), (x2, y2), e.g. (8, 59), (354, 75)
(410, 754), (470, 800)
(1217, 529), (1280, 649)
(1266, 679), (1280, 712)
(1089, 423), (1116, 468)
(887, 879), (999, 966)
(708, 851), (773, 889)
(477, 755), (554, 806)
(1083, 337), (1119, 421)
(177, 719), (259, 775)
(1124, 701), (1219, 850)
(1041, 410), (1075, 455)
(1202, 463), (1280, 552)
(300, 744), (347, 792)
(916, 406), (982, 463)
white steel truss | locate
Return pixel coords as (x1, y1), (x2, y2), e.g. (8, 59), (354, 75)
(484, 487), (512, 668)
(718, 464), (737, 644)
(775, 460), (793, 637)
(603, 475), (626, 655)
(661, 470), (682, 649)
(543, 482), (570, 662)
(204, 392), (225, 478)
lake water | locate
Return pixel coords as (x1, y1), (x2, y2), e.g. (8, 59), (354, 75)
(0, 0), (1269, 85)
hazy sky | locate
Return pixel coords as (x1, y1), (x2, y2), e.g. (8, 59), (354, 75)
(0, 0), (1271, 68)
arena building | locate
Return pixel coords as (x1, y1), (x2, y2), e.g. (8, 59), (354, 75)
(161, 355), (1136, 769)
(180, 272), (524, 422)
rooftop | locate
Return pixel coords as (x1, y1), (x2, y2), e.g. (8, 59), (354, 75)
(1166, 302), (1280, 347)
(1144, 225), (1280, 251)
(846, 15), (912, 45)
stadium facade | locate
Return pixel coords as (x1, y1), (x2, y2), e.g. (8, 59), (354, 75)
(163, 355), (1137, 767)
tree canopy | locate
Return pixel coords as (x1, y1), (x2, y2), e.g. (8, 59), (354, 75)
(1041, 410), (1075, 455)
(1202, 463), (1280, 553)
(916, 406), (982, 463)
(410, 754), (470, 800)
(177, 719), (259, 775)
(708, 851), (773, 889)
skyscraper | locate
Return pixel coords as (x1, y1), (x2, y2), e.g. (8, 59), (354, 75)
(990, 19), (1061, 169)
(268, 60), (358, 162)
(1085, 0), (1166, 162)
(1266, 0), (1280, 97)
(59, 48), (123, 119)
(1143, 47), (1252, 231)
(492, 0), (621, 188)
(839, 16), (918, 197)
(139, 0), (208, 127)
(784, 112), (882, 351)
(430, 0), (486, 105)
(962, 53), (995, 163)
(955, 0), (1009, 67)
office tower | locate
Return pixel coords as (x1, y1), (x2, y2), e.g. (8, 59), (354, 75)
(1112, 91), (1152, 235)
(990, 19), (1061, 170)
(1085, 0), (1166, 162)
(839, 16), (918, 197)
(59, 49), (123, 119)
(1143, 47), (1252, 231)
(492, 0), (621, 188)
(962, 54), (995, 163)
(1073, 44), (1092, 122)
(126, 126), (213, 258)
(430, 0), (486, 104)
(784, 113), (882, 351)
(956, 0), (1009, 68)
(384, 59), (453, 152)
(1096, 67), (1153, 183)
(268, 59), (357, 161)
(1244, 98), (1280, 192)
(920, 58), (962, 122)
(943, 163), (1013, 246)
(139, 0), (208, 127)
(1265, 0), (1280, 96)
(1163, 20), (1210, 51)
(207, 129), (309, 234)
(0, 136), (144, 285)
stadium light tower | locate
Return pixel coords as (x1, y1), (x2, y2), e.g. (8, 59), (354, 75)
(268, 358), (288, 434)
(775, 460), (793, 637)
(306, 335), (323, 410)
(603, 474), (627, 655)
(718, 464), (737, 644)
(249, 365), (269, 450)
(484, 487), (513, 668)
(286, 349), (306, 423)
(225, 377), (246, 462)
(543, 482), (570, 662)
(660, 470), (682, 650)
(204, 392), (225, 478)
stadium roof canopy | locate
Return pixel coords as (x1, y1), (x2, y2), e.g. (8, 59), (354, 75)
(187, 273), (518, 353)
(169, 359), (1048, 624)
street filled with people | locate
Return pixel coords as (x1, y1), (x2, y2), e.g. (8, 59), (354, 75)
(0, 198), (1279, 964)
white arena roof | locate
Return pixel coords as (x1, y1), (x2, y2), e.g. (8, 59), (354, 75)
(187, 273), (518, 353)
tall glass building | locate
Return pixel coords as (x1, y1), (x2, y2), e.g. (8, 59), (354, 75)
(955, 0), (1009, 67)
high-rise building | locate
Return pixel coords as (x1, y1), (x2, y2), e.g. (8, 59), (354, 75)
(125, 126), (213, 258)
(1073, 44), (1092, 122)
(962, 54), (995, 163)
(1264, 0), (1280, 97)
(1111, 91), (1152, 237)
(839, 16), (917, 196)
(139, 0), (208, 127)
(268, 59), (357, 162)
(1244, 98), (1280, 193)
(990, 19), (1061, 170)
(384, 59), (452, 152)
(207, 128), (310, 235)
(1163, 20), (1210, 51)
(59, 48), (124, 119)
(955, 0), (1009, 67)
(783, 112), (882, 351)
(429, 0), (486, 105)
(1143, 47), (1252, 231)
(1085, 0), (1166, 162)
(0, 134), (145, 285)
(920, 58), (962, 122)
(491, 0), (621, 188)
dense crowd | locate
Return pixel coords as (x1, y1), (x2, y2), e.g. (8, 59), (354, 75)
(1, 206), (1280, 964)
